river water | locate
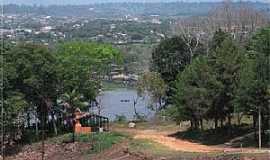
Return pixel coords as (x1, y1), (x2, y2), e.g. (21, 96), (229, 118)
(94, 88), (153, 121)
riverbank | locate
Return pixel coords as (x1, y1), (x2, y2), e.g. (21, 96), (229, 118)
(102, 81), (135, 91)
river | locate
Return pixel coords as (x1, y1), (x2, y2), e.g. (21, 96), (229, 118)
(94, 88), (153, 121)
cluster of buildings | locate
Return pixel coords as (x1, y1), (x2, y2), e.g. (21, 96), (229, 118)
(1, 14), (69, 44)
(2, 13), (167, 45)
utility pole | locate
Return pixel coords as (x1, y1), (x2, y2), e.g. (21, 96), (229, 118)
(258, 106), (261, 149)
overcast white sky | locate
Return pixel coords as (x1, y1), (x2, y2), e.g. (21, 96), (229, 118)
(2, 0), (270, 6)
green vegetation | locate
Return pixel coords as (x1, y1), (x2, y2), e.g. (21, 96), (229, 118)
(152, 27), (270, 146)
(117, 44), (154, 74)
(43, 132), (128, 154)
(171, 125), (253, 146)
(2, 41), (122, 146)
(3, 43), (58, 141)
(151, 36), (192, 83)
(2, 3), (270, 158)
(114, 114), (128, 123)
(129, 139), (180, 156)
(56, 41), (122, 110)
(75, 132), (128, 154)
(137, 72), (166, 111)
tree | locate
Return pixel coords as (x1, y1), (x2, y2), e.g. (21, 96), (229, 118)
(207, 0), (267, 39)
(173, 56), (221, 130)
(55, 41), (122, 142)
(151, 36), (191, 83)
(248, 27), (270, 135)
(3, 43), (58, 159)
(2, 43), (29, 145)
(235, 27), (270, 146)
(172, 0), (268, 53)
(5, 42), (58, 127)
(56, 41), (123, 110)
(137, 72), (166, 113)
(172, 19), (202, 61)
(210, 29), (230, 51)
(172, 34), (245, 130)
(208, 37), (245, 128)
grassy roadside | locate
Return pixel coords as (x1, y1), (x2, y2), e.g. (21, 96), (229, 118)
(127, 136), (269, 160)
(48, 132), (129, 154)
(128, 138), (204, 159)
(11, 129), (269, 160)
(111, 122), (270, 159)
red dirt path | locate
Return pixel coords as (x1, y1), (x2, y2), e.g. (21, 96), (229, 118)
(115, 128), (269, 154)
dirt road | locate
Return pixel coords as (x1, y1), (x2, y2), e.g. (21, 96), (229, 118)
(114, 128), (269, 154)
(134, 130), (221, 153)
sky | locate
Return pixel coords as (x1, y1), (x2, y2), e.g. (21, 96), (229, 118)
(2, 0), (270, 6)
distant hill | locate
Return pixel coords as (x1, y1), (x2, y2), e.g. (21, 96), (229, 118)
(3, 0), (269, 6)
(3, 2), (270, 18)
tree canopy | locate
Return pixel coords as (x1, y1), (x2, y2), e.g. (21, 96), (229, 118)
(151, 36), (191, 83)
(55, 41), (123, 110)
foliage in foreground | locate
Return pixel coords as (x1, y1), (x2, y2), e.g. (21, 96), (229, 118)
(69, 132), (127, 153)
(2, 41), (122, 144)
(158, 27), (270, 141)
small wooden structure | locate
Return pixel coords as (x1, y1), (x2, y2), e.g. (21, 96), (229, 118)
(74, 108), (109, 134)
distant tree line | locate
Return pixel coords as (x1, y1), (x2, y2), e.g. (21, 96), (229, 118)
(3, 2), (269, 18)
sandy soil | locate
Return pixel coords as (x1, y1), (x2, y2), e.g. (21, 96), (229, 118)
(6, 141), (153, 160)
(6, 142), (92, 160)
(91, 141), (154, 160)
(114, 128), (269, 154)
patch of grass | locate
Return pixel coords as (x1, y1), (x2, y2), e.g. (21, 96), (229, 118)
(48, 132), (129, 154)
(129, 139), (205, 159)
(169, 125), (255, 146)
(129, 138), (173, 155)
(76, 132), (128, 154)
(129, 139), (266, 160)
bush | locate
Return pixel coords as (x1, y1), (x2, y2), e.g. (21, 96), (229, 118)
(114, 114), (127, 123)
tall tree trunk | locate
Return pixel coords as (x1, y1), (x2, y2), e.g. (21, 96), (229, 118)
(72, 108), (75, 143)
(27, 112), (30, 128)
(215, 118), (218, 129)
(41, 103), (47, 160)
(159, 98), (162, 110)
(258, 106), (262, 149)
(228, 114), (232, 127)
(237, 113), (241, 126)
(220, 119), (224, 128)
(253, 113), (257, 140)
(200, 119), (204, 131)
(194, 119), (199, 130)
(51, 111), (58, 136)
(35, 112), (39, 137)
(133, 98), (139, 118)
(227, 115), (232, 136)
